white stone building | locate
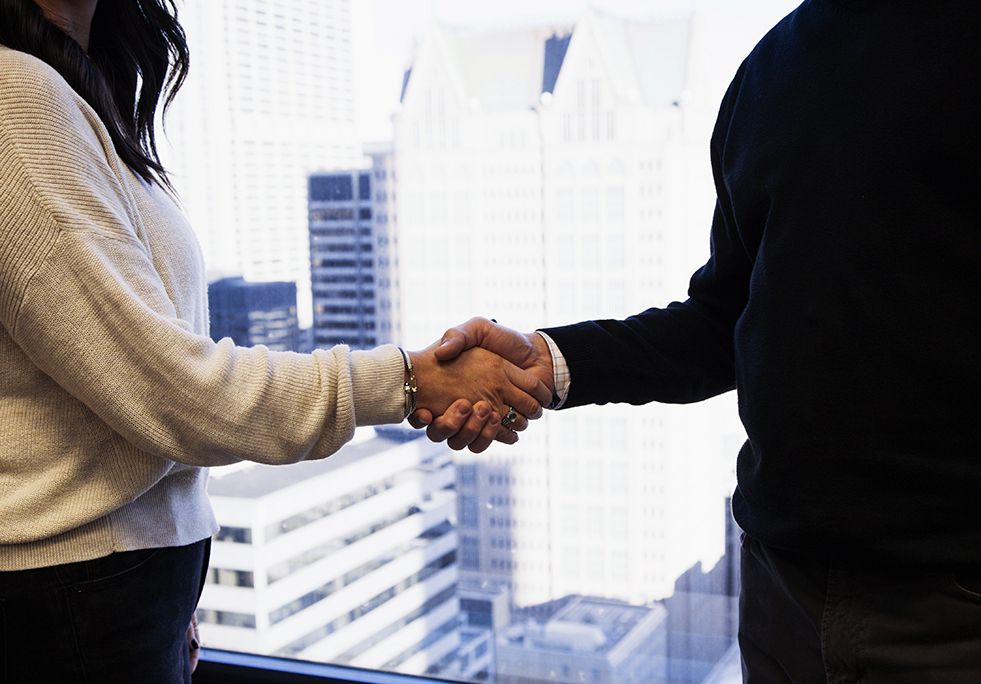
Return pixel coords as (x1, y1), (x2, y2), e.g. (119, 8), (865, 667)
(394, 11), (745, 607)
(198, 430), (463, 675)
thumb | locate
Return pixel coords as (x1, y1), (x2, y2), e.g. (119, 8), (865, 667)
(435, 317), (493, 360)
(435, 329), (467, 360)
(408, 409), (435, 429)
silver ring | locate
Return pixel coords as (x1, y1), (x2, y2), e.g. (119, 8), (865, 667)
(501, 406), (518, 429)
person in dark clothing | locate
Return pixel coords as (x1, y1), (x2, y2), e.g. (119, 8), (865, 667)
(413, 0), (981, 680)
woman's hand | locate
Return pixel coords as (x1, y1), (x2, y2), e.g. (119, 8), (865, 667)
(408, 319), (554, 450)
(187, 612), (201, 673)
(407, 343), (549, 451)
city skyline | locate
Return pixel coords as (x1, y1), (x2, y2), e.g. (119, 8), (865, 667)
(162, 3), (800, 682)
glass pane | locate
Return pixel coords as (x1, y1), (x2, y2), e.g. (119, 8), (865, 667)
(161, 2), (801, 682)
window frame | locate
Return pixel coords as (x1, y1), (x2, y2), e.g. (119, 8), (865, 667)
(195, 648), (466, 684)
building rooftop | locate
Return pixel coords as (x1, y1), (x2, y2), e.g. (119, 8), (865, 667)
(503, 596), (665, 655)
(207, 428), (428, 499)
(403, 10), (691, 111)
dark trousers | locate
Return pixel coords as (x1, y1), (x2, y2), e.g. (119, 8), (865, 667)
(739, 534), (981, 683)
(0, 539), (210, 684)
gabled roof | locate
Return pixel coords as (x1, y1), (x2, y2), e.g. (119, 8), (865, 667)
(402, 11), (692, 111)
(587, 11), (692, 106)
(441, 24), (574, 111)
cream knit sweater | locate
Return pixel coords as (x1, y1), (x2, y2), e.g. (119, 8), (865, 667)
(0, 47), (407, 571)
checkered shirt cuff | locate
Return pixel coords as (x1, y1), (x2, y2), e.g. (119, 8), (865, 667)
(535, 331), (570, 409)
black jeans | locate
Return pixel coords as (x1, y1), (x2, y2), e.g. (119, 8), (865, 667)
(0, 539), (210, 684)
(739, 534), (981, 683)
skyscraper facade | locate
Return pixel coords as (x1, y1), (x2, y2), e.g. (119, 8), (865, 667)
(394, 12), (746, 605)
(164, 0), (361, 328)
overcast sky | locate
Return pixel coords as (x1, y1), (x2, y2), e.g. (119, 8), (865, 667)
(350, 0), (803, 141)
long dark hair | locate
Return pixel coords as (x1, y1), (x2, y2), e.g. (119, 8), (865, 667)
(0, 0), (189, 188)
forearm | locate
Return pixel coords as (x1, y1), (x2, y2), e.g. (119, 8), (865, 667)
(541, 298), (737, 409)
(11, 232), (406, 466)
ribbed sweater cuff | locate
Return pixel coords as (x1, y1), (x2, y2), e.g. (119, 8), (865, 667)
(350, 345), (407, 426)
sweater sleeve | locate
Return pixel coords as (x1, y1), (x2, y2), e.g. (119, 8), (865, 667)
(0, 50), (406, 467)
(540, 63), (754, 408)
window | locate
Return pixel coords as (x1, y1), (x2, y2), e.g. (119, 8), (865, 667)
(460, 494), (479, 528)
(199, 609), (256, 629)
(214, 526), (251, 544)
(462, 537), (480, 570)
(309, 175), (353, 202)
(207, 568), (255, 587)
(169, 3), (797, 682)
(459, 463), (477, 486)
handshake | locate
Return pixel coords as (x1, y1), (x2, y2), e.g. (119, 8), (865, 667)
(404, 317), (556, 453)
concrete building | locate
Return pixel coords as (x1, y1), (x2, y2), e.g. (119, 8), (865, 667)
(496, 596), (668, 684)
(395, 10), (746, 607)
(164, 0), (361, 328)
(207, 277), (300, 352)
(198, 429), (463, 675)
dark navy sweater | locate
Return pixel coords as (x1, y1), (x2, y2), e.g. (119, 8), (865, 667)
(542, 0), (981, 565)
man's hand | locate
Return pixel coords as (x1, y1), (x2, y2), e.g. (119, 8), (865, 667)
(407, 340), (550, 452)
(408, 318), (555, 448)
(436, 317), (554, 389)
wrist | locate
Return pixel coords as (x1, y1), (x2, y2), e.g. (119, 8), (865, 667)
(529, 331), (555, 392)
(406, 348), (437, 410)
(399, 348), (419, 417)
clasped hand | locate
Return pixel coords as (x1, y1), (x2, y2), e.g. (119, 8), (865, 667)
(407, 318), (555, 452)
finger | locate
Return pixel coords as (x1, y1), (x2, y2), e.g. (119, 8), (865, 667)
(434, 316), (492, 361)
(187, 618), (201, 673)
(501, 370), (547, 420)
(468, 410), (503, 453)
(447, 403), (495, 451)
(188, 619), (200, 650)
(505, 410), (530, 432)
(408, 409), (434, 429)
(494, 426), (519, 445)
(503, 364), (552, 415)
(426, 400), (473, 442)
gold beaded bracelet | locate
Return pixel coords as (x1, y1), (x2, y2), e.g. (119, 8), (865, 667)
(397, 347), (418, 418)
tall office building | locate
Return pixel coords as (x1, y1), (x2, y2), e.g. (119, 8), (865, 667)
(198, 429), (464, 674)
(395, 11), (746, 606)
(164, 0), (361, 328)
(308, 170), (377, 349)
(208, 277), (300, 351)
(308, 152), (399, 350)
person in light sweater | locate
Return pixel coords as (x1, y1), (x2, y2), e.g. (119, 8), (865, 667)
(0, 0), (550, 681)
